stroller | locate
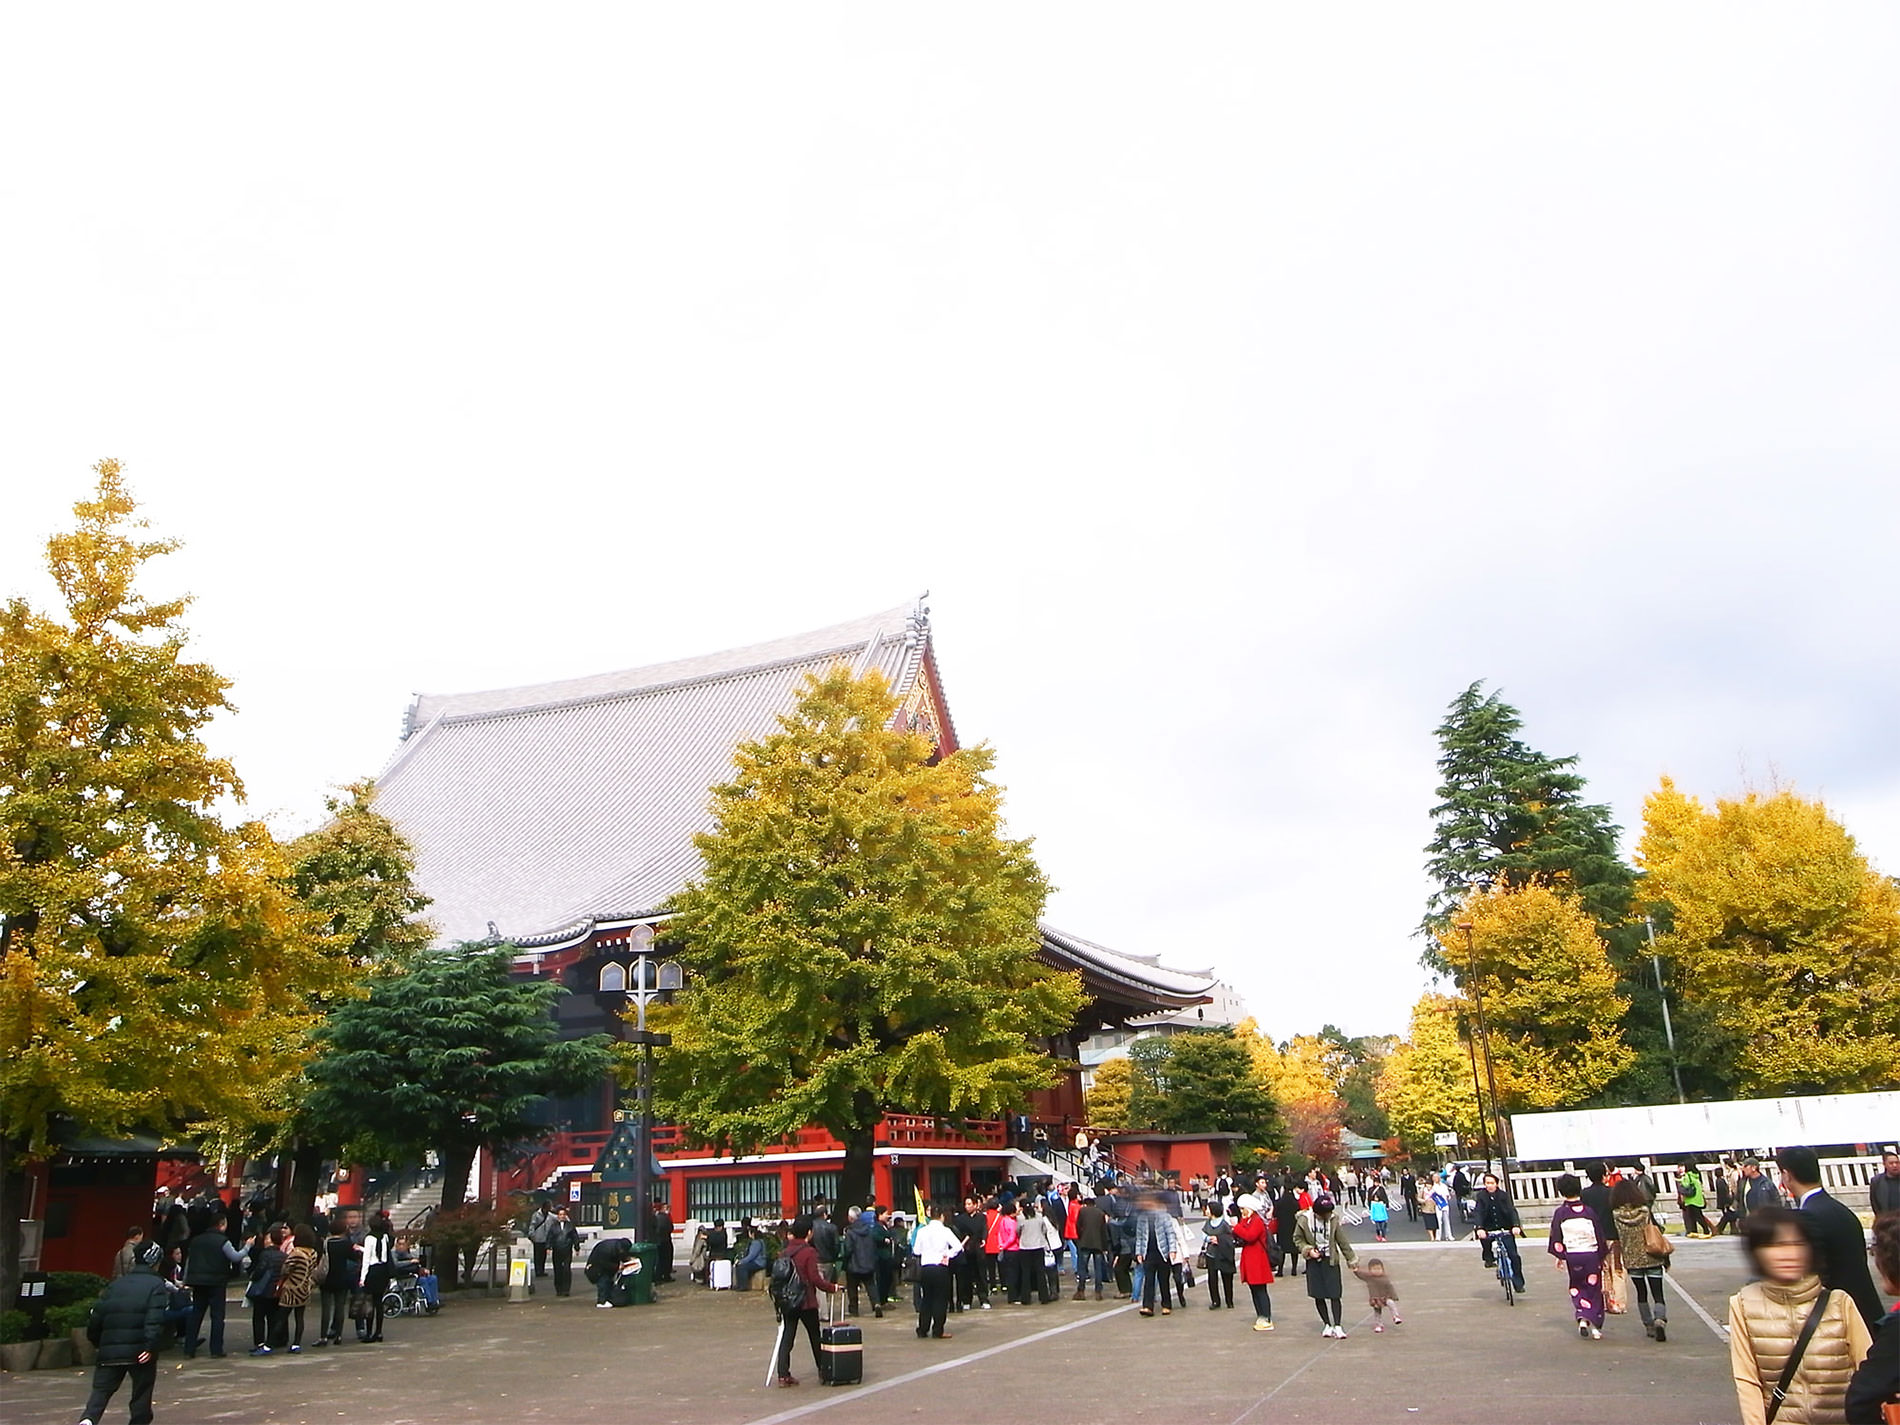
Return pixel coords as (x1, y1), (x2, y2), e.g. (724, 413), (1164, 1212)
(380, 1261), (441, 1317)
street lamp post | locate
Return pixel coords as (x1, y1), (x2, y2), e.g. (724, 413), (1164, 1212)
(1458, 921), (1512, 1192)
(623, 925), (684, 1249)
(1454, 922), (1496, 1173)
(1643, 917), (1687, 1104)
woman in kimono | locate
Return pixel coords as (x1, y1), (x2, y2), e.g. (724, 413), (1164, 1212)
(1547, 1172), (1610, 1340)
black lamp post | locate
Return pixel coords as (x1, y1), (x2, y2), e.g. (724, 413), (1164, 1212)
(624, 925), (683, 1248)
(1458, 920), (1511, 1192)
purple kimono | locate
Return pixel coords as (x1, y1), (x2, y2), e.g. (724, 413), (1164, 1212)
(1546, 1199), (1608, 1327)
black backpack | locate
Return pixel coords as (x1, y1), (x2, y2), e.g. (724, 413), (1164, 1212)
(770, 1252), (805, 1314)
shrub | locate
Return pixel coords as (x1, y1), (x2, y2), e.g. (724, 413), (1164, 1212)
(45, 1272), (110, 1307)
(0, 1309), (32, 1344)
(44, 1300), (97, 1335)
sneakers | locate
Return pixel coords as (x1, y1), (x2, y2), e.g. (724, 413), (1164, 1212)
(1334, 1326), (1348, 1339)
(1390, 1314), (1403, 1325)
(288, 1345), (301, 1354)
(978, 1300), (991, 1310)
(1374, 1324), (1384, 1332)
(249, 1345), (271, 1356)
(1590, 1327), (1603, 1340)
(596, 1302), (614, 1309)
(1654, 1322), (1667, 1343)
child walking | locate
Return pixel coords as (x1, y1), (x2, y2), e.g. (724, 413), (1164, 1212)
(1367, 1187), (1390, 1243)
(1353, 1258), (1402, 1331)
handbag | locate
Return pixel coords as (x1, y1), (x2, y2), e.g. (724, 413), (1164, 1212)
(1765, 1288), (1832, 1425)
(1642, 1217), (1674, 1260)
(1604, 1262), (1629, 1315)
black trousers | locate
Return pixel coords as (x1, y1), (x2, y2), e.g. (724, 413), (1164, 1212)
(957, 1247), (984, 1306)
(917, 1263), (952, 1337)
(845, 1269), (877, 1314)
(1139, 1245), (1174, 1310)
(84, 1358), (157, 1425)
(552, 1249), (573, 1297)
(1208, 1268), (1234, 1307)
(774, 1306), (821, 1379)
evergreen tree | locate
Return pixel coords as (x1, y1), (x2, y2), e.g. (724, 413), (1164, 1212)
(273, 782), (436, 1221)
(298, 944), (611, 1283)
(652, 668), (1084, 1216)
(1145, 1028), (1283, 1152)
(1421, 682), (1634, 969)
(0, 462), (350, 1307)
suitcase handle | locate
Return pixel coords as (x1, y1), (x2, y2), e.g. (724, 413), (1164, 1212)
(828, 1286), (843, 1324)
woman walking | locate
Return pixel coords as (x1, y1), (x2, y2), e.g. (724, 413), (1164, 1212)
(1294, 1194), (1358, 1339)
(358, 1216), (393, 1343)
(1729, 1205), (1872, 1424)
(1367, 1183), (1391, 1243)
(275, 1225), (320, 1352)
(1231, 1195), (1276, 1331)
(1272, 1185), (1302, 1277)
(1203, 1207), (1237, 1310)
(1133, 1191), (1179, 1317)
(1609, 1179), (1670, 1342)
(245, 1226), (286, 1356)
(1548, 1173), (1611, 1340)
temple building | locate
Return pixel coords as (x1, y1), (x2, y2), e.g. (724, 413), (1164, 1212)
(372, 600), (1212, 1216)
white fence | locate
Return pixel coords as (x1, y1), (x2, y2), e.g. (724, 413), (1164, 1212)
(1506, 1156), (1883, 1206)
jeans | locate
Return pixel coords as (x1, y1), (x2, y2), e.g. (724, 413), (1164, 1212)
(187, 1283), (227, 1355)
(83, 1358), (157, 1425)
(1074, 1249), (1108, 1292)
(1248, 1281), (1273, 1321)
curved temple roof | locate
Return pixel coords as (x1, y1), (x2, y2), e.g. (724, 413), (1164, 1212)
(372, 601), (1211, 1017)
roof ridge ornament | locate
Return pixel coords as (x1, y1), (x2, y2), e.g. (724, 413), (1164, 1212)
(907, 591), (930, 646)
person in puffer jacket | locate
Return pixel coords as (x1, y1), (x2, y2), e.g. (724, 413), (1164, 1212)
(81, 1239), (172, 1425)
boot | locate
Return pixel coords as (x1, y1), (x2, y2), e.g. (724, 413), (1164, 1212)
(1073, 1287), (1086, 1301)
(1094, 1286), (1103, 1301)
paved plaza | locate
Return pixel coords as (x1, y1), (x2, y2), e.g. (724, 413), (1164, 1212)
(2, 1234), (1765, 1425)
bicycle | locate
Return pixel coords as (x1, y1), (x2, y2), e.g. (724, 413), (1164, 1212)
(1479, 1229), (1523, 1306)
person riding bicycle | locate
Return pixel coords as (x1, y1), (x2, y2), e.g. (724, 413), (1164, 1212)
(1470, 1173), (1526, 1294)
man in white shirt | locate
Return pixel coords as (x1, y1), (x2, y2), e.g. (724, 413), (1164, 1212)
(911, 1203), (965, 1341)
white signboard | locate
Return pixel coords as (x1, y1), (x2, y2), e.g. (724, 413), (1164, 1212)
(1511, 1090), (1900, 1163)
(1433, 1132), (1460, 1147)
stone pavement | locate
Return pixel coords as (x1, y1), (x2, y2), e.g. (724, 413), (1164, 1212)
(1, 1239), (1771, 1425)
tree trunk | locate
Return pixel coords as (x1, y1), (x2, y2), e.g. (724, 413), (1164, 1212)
(0, 1135), (29, 1323)
(276, 1140), (325, 1227)
(435, 1143), (477, 1290)
(838, 1122), (877, 1222)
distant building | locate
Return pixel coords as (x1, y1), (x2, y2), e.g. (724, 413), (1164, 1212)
(372, 600), (1211, 1212)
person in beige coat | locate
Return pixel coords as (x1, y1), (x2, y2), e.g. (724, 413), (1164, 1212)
(1729, 1206), (1874, 1425)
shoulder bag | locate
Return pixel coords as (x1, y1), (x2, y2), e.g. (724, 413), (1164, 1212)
(1765, 1288), (1832, 1425)
(1641, 1215), (1674, 1260)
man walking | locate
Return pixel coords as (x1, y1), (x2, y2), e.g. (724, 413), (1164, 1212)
(911, 1203), (963, 1340)
(181, 1209), (248, 1358)
(79, 1240), (171, 1425)
(771, 1216), (841, 1388)
(1778, 1145), (1885, 1330)
(1737, 1157), (1780, 1221)
(549, 1206), (579, 1298)
(527, 1197), (556, 1282)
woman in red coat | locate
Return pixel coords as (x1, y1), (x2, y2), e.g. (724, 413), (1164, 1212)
(1231, 1195), (1277, 1332)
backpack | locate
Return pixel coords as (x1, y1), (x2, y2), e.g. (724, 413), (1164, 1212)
(770, 1252), (806, 1314)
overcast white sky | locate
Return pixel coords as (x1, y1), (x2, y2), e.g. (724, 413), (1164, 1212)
(4, 4), (1896, 1041)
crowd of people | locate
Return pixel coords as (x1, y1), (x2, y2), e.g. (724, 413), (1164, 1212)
(78, 1195), (438, 1425)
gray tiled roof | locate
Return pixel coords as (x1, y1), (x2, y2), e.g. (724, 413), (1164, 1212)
(375, 602), (928, 945)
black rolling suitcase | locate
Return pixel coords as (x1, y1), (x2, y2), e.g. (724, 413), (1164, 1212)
(818, 1291), (862, 1386)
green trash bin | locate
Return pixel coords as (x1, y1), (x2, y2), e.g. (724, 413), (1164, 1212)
(622, 1241), (658, 1305)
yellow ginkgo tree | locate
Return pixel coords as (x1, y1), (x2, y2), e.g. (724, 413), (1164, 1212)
(1636, 778), (1900, 1096)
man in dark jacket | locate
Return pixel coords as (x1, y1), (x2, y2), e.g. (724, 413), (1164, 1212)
(181, 1209), (248, 1358)
(953, 1196), (988, 1311)
(81, 1240), (171, 1425)
(1470, 1173), (1525, 1291)
(1579, 1163), (1614, 1238)
(808, 1201), (840, 1284)
(1778, 1145), (1885, 1331)
(586, 1237), (634, 1308)
(1870, 1147), (1900, 1220)
(1073, 1194), (1110, 1300)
